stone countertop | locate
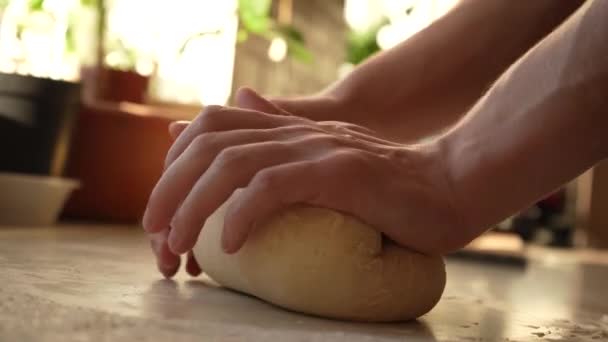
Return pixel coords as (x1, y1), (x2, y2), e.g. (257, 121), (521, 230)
(1, 224), (607, 341)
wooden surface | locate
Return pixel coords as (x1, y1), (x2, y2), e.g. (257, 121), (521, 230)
(1, 224), (607, 342)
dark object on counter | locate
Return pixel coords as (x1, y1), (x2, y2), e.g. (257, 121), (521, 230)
(508, 189), (574, 248)
(447, 249), (528, 268)
(0, 73), (80, 176)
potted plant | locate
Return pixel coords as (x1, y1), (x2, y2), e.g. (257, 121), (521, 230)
(63, 0), (313, 223)
(96, 37), (151, 104)
(73, 0), (152, 104)
(62, 0), (186, 222)
(236, 0), (312, 64)
(0, 0), (81, 177)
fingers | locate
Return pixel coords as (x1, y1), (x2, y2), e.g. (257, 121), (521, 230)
(149, 229), (181, 278)
(220, 161), (326, 253)
(186, 251), (202, 277)
(220, 150), (374, 253)
(169, 121), (190, 140)
(144, 125), (328, 235)
(164, 106), (306, 171)
(149, 229), (201, 278)
(167, 137), (326, 254)
(234, 87), (290, 115)
(144, 129), (279, 234)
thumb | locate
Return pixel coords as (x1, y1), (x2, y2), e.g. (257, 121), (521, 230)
(234, 87), (290, 115)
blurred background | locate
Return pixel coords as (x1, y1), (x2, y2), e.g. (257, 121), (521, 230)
(0, 0), (606, 253)
(0, 0), (459, 105)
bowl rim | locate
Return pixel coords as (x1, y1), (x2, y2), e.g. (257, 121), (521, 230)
(0, 172), (80, 189)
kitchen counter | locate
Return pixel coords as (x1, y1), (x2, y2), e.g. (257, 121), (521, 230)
(1, 224), (607, 341)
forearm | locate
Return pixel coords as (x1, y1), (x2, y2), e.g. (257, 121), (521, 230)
(441, 0), (608, 237)
(325, 0), (583, 141)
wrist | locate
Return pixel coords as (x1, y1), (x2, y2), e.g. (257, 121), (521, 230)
(410, 139), (476, 252)
(433, 131), (486, 243)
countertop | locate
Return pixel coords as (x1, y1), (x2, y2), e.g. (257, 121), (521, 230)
(1, 224), (607, 341)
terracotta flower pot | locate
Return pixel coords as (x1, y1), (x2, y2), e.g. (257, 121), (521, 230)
(98, 68), (150, 104)
(62, 103), (172, 222)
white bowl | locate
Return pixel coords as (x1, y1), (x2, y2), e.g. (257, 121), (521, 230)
(0, 172), (79, 226)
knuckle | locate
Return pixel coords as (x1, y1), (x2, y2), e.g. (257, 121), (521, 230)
(216, 146), (249, 168)
(197, 105), (225, 132)
(190, 132), (219, 154)
(252, 168), (281, 192)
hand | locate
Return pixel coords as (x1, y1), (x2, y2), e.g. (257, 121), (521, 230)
(233, 87), (373, 135)
(143, 89), (377, 278)
(143, 88), (468, 266)
(236, 86), (453, 144)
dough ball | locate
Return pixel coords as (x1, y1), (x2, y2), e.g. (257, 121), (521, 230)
(192, 191), (446, 322)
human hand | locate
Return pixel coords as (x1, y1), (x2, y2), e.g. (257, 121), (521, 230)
(144, 88), (377, 278)
(143, 88), (469, 270)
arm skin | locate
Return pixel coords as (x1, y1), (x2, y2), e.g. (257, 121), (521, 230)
(142, 0), (606, 278)
(440, 0), (608, 239)
(266, 0), (584, 142)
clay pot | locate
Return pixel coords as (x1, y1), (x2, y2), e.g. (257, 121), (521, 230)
(97, 68), (150, 104)
(62, 103), (172, 222)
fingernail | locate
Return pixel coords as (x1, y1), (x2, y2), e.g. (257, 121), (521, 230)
(161, 257), (178, 270)
(159, 263), (178, 279)
(157, 247), (180, 278)
(221, 229), (240, 254)
(167, 231), (183, 255)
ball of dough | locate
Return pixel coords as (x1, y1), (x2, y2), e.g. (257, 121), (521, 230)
(192, 191), (446, 322)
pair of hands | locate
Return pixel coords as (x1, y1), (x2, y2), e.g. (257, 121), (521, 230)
(142, 87), (466, 278)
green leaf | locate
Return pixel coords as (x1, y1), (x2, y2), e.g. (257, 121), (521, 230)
(275, 24), (304, 44)
(345, 17), (388, 65)
(238, 0), (272, 18)
(28, 0), (44, 11)
(265, 24), (313, 64)
(238, 0), (272, 34)
(65, 24), (76, 54)
(80, 0), (99, 7)
(236, 1), (313, 64)
(240, 13), (270, 33)
(286, 37), (313, 64)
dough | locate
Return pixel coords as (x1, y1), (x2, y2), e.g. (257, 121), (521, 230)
(192, 191), (446, 322)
